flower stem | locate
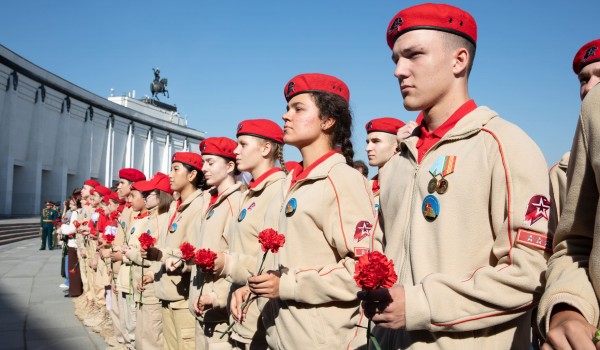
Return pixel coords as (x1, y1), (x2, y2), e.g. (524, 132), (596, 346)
(139, 258), (144, 305)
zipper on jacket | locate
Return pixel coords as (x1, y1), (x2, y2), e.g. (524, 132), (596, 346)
(399, 163), (420, 283)
(398, 130), (479, 282)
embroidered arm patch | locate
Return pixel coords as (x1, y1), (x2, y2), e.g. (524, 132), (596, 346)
(516, 228), (552, 253)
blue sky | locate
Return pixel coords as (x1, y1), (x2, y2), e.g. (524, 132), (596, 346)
(3, 1), (599, 175)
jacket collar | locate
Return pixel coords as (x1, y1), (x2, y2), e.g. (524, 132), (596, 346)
(401, 106), (498, 159)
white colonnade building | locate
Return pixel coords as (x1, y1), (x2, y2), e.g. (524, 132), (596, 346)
(0, 45), (205, 217)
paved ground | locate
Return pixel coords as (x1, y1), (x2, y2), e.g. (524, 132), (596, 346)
(0, 237), (107, 350)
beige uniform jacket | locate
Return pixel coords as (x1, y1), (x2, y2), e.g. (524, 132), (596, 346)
(537, 86), (600, 336)
(126, 209), (168, 305)
(117, 212), (150, 295)
(112, 206), (134, 276)
(261, 152), (383, 350)
(378, 106), (550, 350)
(221, 170), (286, 343)
(548, 151), (570, 235)
(154, 189), (205, 309)
(189, 183), (242, 324)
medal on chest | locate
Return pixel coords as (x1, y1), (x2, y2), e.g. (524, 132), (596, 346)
(427, 155), (456, 195)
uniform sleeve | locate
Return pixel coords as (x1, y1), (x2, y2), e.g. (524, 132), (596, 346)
(279, 167), (384, 304)
(403, 124), (551, 332)
(537, 88), (600, 336)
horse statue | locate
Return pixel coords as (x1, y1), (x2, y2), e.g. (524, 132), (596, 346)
(150, 67), (169, 100)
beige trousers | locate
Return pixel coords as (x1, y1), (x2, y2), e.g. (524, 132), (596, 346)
(136, 302), (163, 350)
(119, 292), (137, 346)
(162, 303), (195, 350)
(110, 289), (125, 344)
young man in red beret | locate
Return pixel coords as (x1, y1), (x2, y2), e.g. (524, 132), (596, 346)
(536, 40), (600, 349)
(359, 4), (550, 349)
(365, 117), (406, 209)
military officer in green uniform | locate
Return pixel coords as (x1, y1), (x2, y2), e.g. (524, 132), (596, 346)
(40, 200), (58, 250)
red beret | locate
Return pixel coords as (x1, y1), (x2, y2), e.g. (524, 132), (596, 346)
(94, 185), (111, 204)
(84, 179), (100, 188)
(573, 39), (600, 74)
(366, 117), (406, 134)
(237, 119), (284, 144)
(386, 3), (477, 50)
(118, 168), (146, 182)
(172, 152), (203, 170)
(132, 172), (173, 195)
(200, 137), (237, 160)
(284, 73), (350, 103)
(109, 191), (125, 204)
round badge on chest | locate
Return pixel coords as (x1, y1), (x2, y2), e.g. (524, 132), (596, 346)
(207, 209), (215, 220)
(421, 195), (440, 222)
(238, 209), (247, 222)
(169, 223), (177, 233)
(285, 198), (297, 217)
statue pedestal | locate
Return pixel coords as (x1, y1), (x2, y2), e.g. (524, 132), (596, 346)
(141, 98), (177, 112)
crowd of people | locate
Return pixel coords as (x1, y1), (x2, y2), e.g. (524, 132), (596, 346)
(37, 3), (600, 350)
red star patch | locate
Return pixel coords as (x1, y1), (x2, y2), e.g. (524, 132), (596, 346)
(523, 195), (550, 226)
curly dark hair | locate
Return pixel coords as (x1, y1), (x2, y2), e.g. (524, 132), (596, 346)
(312, 91), (354, 166)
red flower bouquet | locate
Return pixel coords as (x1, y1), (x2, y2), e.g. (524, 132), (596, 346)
(180, 242), (196, 262)
(222, 228), (286, 338)
(104, 233), (115, 245)
(354, 251), (398, 291)
(194, 248), (217, 309)
(258, 228), (285, 253)
(138, 230), (156, 304)
(194, 248), (217, 272)
(138, 232), (156, 250)
(354, 251), (398, 350)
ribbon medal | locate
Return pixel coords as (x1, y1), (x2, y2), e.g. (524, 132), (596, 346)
(428, 156), (456, 195)
(422, 195), (440, 222)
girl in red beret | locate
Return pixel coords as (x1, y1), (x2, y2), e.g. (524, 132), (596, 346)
(144, 152), (206, 350)
(210, 119), (287, 348)
(125, 174), (174, 350)
(247, 73), (383, 349)
(187, 137), (242, 348)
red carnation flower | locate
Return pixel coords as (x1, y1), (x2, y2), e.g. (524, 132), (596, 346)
(104, 234), (115, 245)
(138, 231), (156, 250)
(73, 220), (80, 229)
(258, 228), (286, 253)
(354, 251), (398, 291)
(110, 211), (120, 220)
(194, 248), (217, 272)
(180, 242), (196, 262)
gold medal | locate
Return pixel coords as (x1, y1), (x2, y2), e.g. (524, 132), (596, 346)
(427, 178), (438, 194)
(436, 178), (449, 195)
